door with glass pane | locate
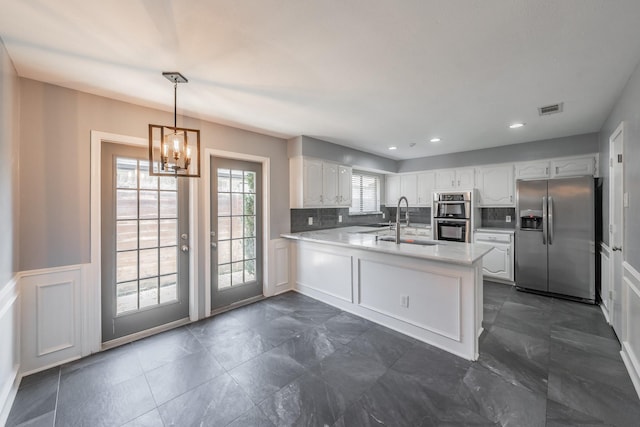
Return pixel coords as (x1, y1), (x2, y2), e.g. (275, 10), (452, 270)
(210, 157), (262, 310)
(101, 142), (189, 342)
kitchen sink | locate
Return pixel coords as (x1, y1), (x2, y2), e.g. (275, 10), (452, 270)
(376, 235), (439, 246)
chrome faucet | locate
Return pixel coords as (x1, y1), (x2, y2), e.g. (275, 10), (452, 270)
(396, 196), (410, 244)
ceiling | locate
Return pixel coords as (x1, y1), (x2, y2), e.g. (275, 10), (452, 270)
(2, 1), (640, 160)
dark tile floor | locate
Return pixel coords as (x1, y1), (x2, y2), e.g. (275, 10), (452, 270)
(6, 282), (640, 426)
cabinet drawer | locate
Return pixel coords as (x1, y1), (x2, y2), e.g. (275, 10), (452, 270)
(474, 233), (511, 244)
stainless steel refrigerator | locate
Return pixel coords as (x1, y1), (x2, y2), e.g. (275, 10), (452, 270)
(515, 176), (595, 302)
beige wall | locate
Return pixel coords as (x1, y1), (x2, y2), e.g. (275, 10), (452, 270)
(0, 38), (19, 286)
(19, 78), (290, 272)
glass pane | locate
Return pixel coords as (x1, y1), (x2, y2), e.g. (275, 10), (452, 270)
(217, 169), (230, 192)
(139, 191), (158, 219)
(231, 194), (243, 215)
(116, 251), (137, 283)
(231, 239), (244, 262)
(218, 264), (231, 289)
(218, 217), (230, 240)
(116, 190), (137, 219)
(245, 260), (256, 282)
(231, 217), (243, 239)
(231, 261), (244, 285)
(160, 176), (177, 191)
(139, 248), (158, 278)
(231, 170), (244, 192)
(218, 193), (230, 216)
(139, 220), (158, 249)
(244, 216), (255, 238)
(160, 219), (177, 246)
(116, 158), (137, 189)
(160, 191), (177, 218)
(117, 281), (138, 314)
(244, 194), (255, 216)
(139, 277), (158, 308)
(159, 246), (177, 275)
(218, 240), (231, 264)
(160, 274), (178, 303)
(244, 171), (256, 193)
(244, 238), (256, 260)
(117, 220), (137, 251)
(139, 161), (158, 190)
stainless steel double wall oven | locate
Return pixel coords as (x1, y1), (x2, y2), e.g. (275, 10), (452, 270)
(433, 191), (472, 243)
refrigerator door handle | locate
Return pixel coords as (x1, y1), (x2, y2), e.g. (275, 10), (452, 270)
(542, 196), (547, 245)
(548, 196), (554, 245)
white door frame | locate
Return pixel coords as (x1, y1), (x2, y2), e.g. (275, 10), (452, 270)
(88, 130), (199, 354)
(204, 148), (271, 316)
(609, 121), (624, 336)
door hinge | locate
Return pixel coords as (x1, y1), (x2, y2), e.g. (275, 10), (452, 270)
(609, 290), (614, 300)
(618, 154), (623, 163)
(112, 319), (115, 334)
(610, 158), (613, 168)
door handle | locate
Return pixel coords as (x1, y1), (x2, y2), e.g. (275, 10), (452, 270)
(548, 196), (554, 245)
(210, 242), (217, 249)
(612, 246), (623, 252)
(181, 244), (189, 253)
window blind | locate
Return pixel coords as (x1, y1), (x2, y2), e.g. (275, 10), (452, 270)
(350, 172), (380, 213)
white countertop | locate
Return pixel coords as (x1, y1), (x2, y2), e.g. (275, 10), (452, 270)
(282, 226), (493, 266)
(475, 228), (516, 234)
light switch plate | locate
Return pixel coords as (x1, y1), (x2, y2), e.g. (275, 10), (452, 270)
(382, 213), (386, 219)
(308, 217), (313, 225)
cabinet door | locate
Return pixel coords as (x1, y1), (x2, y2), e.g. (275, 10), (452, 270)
(400, 174), (418, 205)
(338, 165), (352, 206)
(477, 165), (514, 206)
(482, 244), (511, 280)
(386, 175), (401, 206)
(550, 156), (595, 178)
(456, 168), (475, 189)
(416, 172), (435, 206)
(515, 161), (550, 180)
(303, 159), (324, 206)
(322, 162), (339, 206)
(435, 169), (456, 190)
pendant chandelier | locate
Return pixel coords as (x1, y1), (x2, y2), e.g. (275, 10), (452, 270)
(148, 72), (201, 178)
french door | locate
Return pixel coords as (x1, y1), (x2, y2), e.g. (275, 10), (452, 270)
(210, 157), (263, 310)
(101, 142), (189, 342)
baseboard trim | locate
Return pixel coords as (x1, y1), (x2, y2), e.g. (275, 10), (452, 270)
(621, 343), (640, 400)
(0, 366), (19, 427)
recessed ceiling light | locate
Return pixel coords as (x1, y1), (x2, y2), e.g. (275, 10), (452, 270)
(429, 137), (441, 143)
(388, 146), (397, 150)
(509, 123), (525, 129)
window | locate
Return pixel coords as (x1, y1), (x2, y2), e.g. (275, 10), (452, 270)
(350, 172), (380, 214)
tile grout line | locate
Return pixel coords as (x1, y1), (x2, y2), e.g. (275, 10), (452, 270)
(52, 368), (61, 427)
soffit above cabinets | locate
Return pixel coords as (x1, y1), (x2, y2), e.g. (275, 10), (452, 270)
(2, 1), (640, 159)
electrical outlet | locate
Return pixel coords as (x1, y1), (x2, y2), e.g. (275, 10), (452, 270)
(382, 212), (386, 219)
(308, 217), (313, 225)
(400, 295), (409, 308)
(505, 215), (511, 223)
(338, 215), (343, 223)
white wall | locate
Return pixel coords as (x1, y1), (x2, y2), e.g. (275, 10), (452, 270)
(0, 36), (21, 425)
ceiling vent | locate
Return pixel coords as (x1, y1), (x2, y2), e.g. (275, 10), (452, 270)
(538, 102), (564, 116)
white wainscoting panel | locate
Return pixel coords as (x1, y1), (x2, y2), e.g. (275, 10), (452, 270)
(621, 262), (640, 400)
(296, 242), (353, 302)
(21, 266), (83, 374)
(358, 259), (461, 341)
(0, 276), (20, 426)
(600, 243), (611, 323)
(267, 238), (291, 296)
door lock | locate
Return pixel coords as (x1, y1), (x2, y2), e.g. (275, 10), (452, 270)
(181, 244), (189, 253)
(612, 246), (623, 252)
(211, 242), (217, 249)
(181, 233), (188, 240)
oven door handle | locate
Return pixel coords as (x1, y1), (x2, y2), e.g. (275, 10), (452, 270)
(434, 218), (468, 223)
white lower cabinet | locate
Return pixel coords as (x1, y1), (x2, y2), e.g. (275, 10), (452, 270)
(474, 231), (514, 283)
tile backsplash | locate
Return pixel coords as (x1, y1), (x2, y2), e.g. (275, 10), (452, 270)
(480, 207), (516, 229)
(291, 206), (431, 233)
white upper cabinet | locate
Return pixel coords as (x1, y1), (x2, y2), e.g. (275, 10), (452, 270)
(290, 157), (352, 208)
(550, 156), (595, 178)
(435, 168), (475, 190)
(338, 165), (352, 206)
(515, 160), (550, 180)
(477, 165), (514, 206)
(400, 174), (418, 205)
(416, 172), (436, 206)
(385, 175), (401, 206)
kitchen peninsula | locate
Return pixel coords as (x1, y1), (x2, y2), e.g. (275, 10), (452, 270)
(281, 227), (493, 360)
